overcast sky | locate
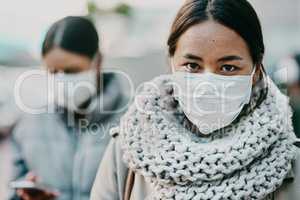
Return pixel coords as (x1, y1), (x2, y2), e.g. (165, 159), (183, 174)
(0, 0), (87, 57)
(0, 0), (183, 57)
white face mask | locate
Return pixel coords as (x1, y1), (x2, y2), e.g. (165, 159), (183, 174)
(50, 68), (97, 111)
(172, 69), (255, 135)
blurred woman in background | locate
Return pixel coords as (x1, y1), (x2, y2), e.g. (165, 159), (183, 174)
(9, 16), (127, 200)
(91, 0), (300, 199)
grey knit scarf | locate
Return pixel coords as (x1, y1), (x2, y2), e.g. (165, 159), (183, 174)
(118, 75), (297, 200)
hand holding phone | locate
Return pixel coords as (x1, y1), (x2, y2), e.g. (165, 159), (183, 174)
(10, 172), (59, 200)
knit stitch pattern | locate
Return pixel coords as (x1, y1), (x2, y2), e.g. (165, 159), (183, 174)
(116, 75), (297, 200)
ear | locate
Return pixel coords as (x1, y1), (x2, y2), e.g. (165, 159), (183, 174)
(252, 63), (263, 85)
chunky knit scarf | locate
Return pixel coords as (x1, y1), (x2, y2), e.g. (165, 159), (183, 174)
(117, 75), (297, 200)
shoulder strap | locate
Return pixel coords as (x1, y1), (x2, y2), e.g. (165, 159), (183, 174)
(124, 169), (135, 200)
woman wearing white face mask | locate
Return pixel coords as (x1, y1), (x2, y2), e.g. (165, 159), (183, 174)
(9, 16), (128, 200)
(91, 0), (300, 200)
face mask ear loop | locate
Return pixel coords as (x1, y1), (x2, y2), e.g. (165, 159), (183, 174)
(252, 65), (257, 76)
(249, 65), (263, 112)
(250, 65), (258, 87)
(252, 63), (269, 112)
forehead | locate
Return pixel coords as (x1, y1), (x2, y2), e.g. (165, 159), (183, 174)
(175, 20), (251, 58)
(43, 47), (92, 71)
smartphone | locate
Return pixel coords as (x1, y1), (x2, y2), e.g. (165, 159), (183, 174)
(10, 180), (56, 195)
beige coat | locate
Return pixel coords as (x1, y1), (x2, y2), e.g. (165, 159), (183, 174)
(91, 136), (300, 200)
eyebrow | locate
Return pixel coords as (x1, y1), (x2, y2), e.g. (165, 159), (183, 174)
(184, 54), (203, 61)
(183, 54), (243, 62)
(218, 55), (243, 62)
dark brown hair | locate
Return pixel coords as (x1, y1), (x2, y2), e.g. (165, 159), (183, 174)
(42, 16), (99, 59)
(167, 0), (265, 65)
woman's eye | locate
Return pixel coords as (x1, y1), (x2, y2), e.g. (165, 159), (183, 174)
(64, 68), (81, 74)
(221, 65), (238, 73)
(185, 63), (200, 72)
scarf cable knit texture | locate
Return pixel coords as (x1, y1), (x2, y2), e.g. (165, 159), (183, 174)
(113, 75), (298, 200)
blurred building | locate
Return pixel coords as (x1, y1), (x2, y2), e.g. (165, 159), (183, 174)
(250, 0), (300, 73)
